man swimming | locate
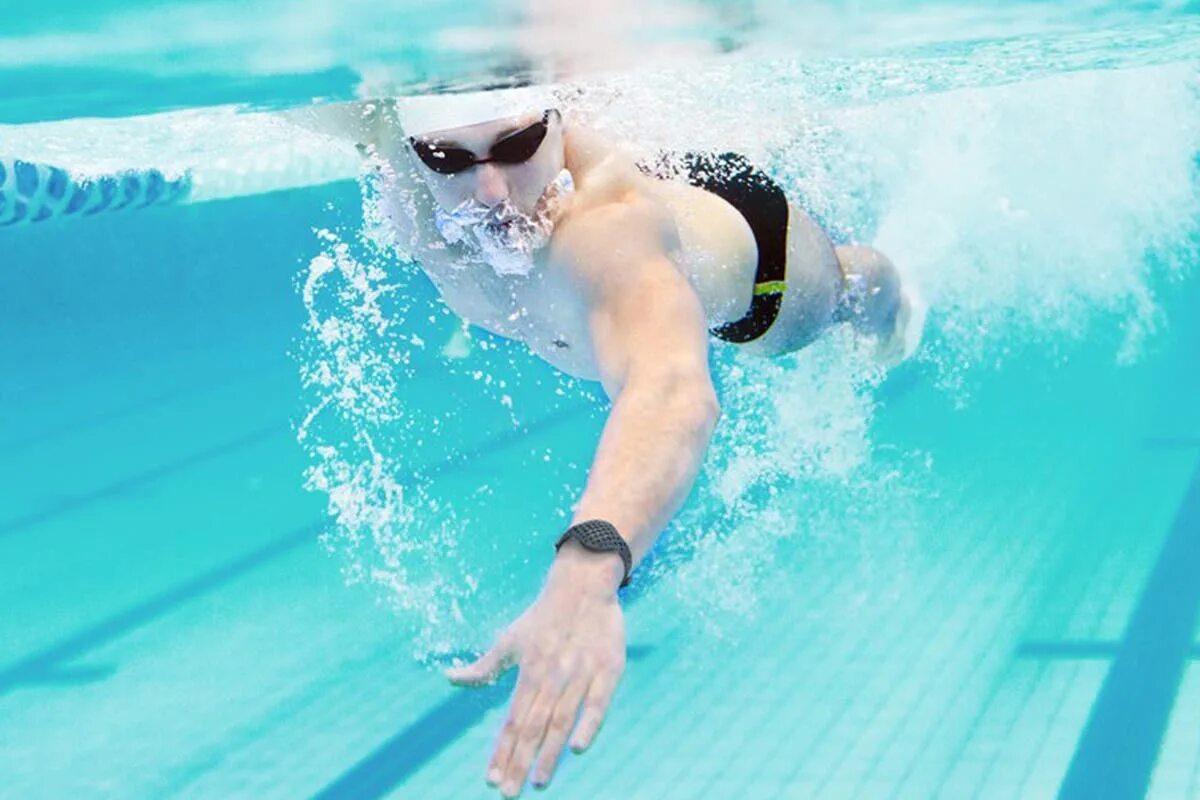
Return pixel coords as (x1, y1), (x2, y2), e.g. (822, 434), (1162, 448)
(342, 84), (921, 798)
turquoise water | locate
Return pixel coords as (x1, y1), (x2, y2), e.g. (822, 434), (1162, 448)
(3, 2), (1200, 798)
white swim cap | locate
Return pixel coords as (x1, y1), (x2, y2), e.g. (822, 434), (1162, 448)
(395, 84), (560, 138)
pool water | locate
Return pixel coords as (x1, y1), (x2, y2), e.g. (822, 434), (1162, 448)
(3, 2), (1200, 798)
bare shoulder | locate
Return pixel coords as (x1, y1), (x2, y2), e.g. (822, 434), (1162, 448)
(552, 128), (680, 291)
(549, 193), (679, 296)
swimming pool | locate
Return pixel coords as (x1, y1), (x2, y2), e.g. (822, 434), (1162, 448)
(3, 2), (1200, 798)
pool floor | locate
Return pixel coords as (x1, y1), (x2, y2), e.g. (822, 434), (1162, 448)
(1, 189), (1198, 799)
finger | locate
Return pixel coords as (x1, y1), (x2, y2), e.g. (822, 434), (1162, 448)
(487, 670), (544, 787)
(569, 670), (620, 753)
(446, 638), (516, 686)
(502, 679), (564, 797)
(531, 675), (589, 789)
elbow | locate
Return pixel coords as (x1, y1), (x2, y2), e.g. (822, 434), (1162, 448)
(660, 369), (720, 438)
(694, 380), (721, 434)
(622, 354), (720, 437)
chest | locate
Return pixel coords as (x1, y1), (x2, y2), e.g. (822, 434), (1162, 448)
(420, 254), (599, 375)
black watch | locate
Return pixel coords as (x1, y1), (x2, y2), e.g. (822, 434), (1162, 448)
(554, 520), (632, 588)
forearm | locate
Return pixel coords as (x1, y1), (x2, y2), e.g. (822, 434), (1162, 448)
(543, 216), (718, 593)
(566, 370), (719, 574)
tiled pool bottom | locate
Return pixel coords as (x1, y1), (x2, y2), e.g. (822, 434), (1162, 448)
(1, 190), (1198, 799)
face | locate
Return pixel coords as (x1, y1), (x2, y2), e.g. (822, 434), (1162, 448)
(410, 109), (566, 217)
(407, 109), (569, 276)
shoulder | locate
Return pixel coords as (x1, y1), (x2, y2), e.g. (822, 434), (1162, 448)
(560, 124), (675, 232)
(550, 138), (680, 287)
(549, 191), (680, 296)
(557, 190), (674, 241)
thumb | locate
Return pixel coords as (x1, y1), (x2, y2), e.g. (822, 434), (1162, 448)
(445, 638), (516, 686)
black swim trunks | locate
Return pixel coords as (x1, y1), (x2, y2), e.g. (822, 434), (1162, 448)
(640, 151), (789, 343)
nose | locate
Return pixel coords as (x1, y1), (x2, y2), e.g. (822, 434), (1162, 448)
(473, 163), (509, 208)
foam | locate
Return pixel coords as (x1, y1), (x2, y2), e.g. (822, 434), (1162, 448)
(297, 55), (1199, 652)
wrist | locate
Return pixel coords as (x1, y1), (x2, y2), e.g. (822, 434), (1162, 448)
(548, 539), (625, 597)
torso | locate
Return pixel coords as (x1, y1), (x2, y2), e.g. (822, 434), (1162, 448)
(392, 124), (837, 379)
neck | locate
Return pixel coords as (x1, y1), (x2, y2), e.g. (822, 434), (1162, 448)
(561, 124), (611, 180)
(559, 123), (645, 207)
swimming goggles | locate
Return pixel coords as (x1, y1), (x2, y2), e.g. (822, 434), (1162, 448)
(409, 109), (558, 175)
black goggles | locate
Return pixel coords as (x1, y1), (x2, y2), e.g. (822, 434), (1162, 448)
(409, 109), (558, 175)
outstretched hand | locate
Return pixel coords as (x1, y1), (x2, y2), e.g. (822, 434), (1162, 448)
(446, 549), (627, 797)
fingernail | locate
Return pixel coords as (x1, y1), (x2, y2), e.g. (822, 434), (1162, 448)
(486, 767), (502, 784)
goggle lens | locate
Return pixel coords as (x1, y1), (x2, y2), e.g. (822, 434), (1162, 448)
(410, 110), (554, 175)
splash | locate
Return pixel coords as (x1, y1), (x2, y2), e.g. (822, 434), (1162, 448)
(628, 328), (935, 643)
(298, 51), (1200, 658)
(581, 56), (1200, 393)
(843, 63), (1200, 388)
(297, 224), (481, 656)
(297, 183), (606, 657)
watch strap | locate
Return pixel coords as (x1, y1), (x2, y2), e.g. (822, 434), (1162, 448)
(554, 519), (632, 589)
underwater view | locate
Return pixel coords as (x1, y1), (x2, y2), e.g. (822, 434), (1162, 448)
(3, 1), (1200, 797)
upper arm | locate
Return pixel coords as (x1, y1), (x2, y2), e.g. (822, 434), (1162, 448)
(554, 200), (713, 399)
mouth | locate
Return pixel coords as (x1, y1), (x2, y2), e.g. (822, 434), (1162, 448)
(480, 219), (511, 237)
(486, 215), (528, 236)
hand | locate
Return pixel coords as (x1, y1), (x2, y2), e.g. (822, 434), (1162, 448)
(445, 550), (627, 797)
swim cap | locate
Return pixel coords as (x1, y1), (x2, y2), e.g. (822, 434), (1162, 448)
(395, 84), (560, 138)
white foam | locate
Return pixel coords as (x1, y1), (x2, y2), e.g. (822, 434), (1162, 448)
(850, 62), (1200, 384)
(0, 105), (361, 201)
(298, 55), (1200, 652)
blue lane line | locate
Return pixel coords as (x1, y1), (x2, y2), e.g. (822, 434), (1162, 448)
(1057, 458), (1200, 800)
(310, 645), (654, 800)
(0, 424), (281, 539)
(0, 403), (596, 693)
(0, 362), (277, 454)
(1142, 436), (1200, 451)
(311, 677), (517, 800)
(311, 409), (665, 800)
(0, 522), (321, 694)
(309, 405), (702, 800)
(1022, 642), (1200, 662)
(1019, 640), (1200, 660)
(1018, 641), (1120, 660)
(415, 401), (594, 481)
(0, 401), (594, 540)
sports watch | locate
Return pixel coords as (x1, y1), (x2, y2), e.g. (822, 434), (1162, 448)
(553, 519), (633, 588)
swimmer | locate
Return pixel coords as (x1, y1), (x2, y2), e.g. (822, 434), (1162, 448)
(336, 85), (923, 797)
